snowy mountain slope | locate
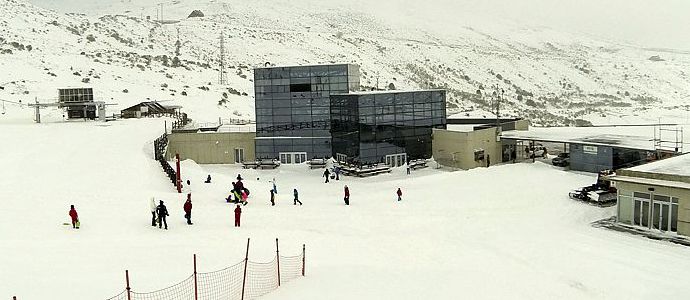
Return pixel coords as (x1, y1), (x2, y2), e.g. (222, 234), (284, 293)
(1, 0), (689, 125)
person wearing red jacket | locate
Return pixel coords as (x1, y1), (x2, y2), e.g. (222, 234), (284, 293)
(183, 199), (193, 225)
(234, 204), (242, 227)
(344, 185), (350, 205)
(68, 205), (79, 229)
(397, 188), (402, 201)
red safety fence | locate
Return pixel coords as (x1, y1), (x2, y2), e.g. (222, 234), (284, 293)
(101, 239), (305, 300)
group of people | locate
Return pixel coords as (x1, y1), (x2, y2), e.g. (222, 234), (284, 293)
(67, 171), (405, 231)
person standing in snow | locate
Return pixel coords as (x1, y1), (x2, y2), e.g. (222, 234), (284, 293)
(150, 197), (157, 226)
(396, 188), (403, 201)
(185, 179), (192, 201)
(235, 179), (244, 194)
(68, 205), (79, 229)
(183, 199), (193, 225)
(157, 200), (169, 230)
(271, 178), (278, 194)
(293, 188), (302, 205)
(234, 204), (242, 227)
(406, 164), (411, 175)
(344, 185), (350, 205)
(270, 189), (275, 206)
(237, 174), (243, 181)
(334, 167), (340, 180)
(486, 155), (490, 168)
(323, 169), (330, 183)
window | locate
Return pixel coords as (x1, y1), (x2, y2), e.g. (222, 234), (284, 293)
(474, 149), (485, 161)
(290, 83), (311, 92)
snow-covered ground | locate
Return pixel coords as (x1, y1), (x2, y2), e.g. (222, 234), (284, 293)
(2, 119), (690, 299)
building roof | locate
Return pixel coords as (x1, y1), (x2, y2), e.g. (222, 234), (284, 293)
(254, 63), (356, 70)
(627, 153), (690, 177)
(500, 126), (657, 151)
(608, 175), (690, 191)
(335, 89), (445, 96)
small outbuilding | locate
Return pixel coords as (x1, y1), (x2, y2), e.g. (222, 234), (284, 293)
(121, 101), (179, 119)
(608, 153), (690, 237)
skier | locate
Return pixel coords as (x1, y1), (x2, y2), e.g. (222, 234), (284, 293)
(293, 188), (303, 205)
(150, 197), (157, 226)
(234, 204), (242, 227)
(68, 205), (79, 229)
(344, 185), (350, 205)
(156, 200), (169, 230)
(185, 179), (192, 201)
(241, 189), (248, 205)
(323, 168), (330, 183)
(396, 188), (402, 201)
(270, 189), (275, 206)
(183, 199), (193, 225)
(205, 174), (212, 183)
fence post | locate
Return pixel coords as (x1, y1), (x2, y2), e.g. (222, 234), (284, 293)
(175, 153), (182, 193)
(241, 238), (250, 300)
(193, 254), (199, 300)
(276, 238), (281, 287)
(126, 270), (132, 300)
(302, 244), (306, 276)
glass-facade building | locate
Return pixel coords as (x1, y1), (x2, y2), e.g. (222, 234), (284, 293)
(253, 64), (360, 162)
(330, 90), (447, 166)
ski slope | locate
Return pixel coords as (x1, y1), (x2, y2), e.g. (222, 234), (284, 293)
(2, 119), (690, 299)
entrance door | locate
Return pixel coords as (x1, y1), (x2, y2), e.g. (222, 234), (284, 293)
(633, 192), (651, 228)
(234, 148), (245, 163)
(279, 152), (307, 164)
(653, 202), (670, 231)
(385, 153), (407, 167)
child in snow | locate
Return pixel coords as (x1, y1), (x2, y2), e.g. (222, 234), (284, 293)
(68, 205), (79, 229)
(156, 200), (169, 230)
(323, 169), (330, 183)
(241, 190), (248, 205)
(234, 204), (242, 227)
(183, 199), (193, 225)
(344, 185), (350, 205)
(293, 188), (302, 205)
(185, 180), (192, 201)
(397, 188), (402, 201)
(270, 189), (275, 206)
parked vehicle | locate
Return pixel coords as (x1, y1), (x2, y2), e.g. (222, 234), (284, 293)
(526, 144), (548, 158)
(552, 152), (570, 167)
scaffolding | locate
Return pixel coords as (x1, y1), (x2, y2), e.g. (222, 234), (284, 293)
(654, 125), (684, 154)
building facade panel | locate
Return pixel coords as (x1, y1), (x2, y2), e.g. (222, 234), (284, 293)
(330, 90), (447, 166)
(254, 64), (360, 161)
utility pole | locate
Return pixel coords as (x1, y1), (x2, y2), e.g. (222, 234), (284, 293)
(219, 33), (227, 85)
(158, 3), (164, 21)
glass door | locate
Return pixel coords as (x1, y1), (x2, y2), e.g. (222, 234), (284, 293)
(234, 148), (245, 163)
(633, 192), (650, 228)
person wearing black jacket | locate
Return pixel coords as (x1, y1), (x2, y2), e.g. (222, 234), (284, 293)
(156, 200), (169, 230)
(293, 188), (303, 205)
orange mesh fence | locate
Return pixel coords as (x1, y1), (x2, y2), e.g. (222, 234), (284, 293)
(99, 242), (305, 300)
(197, 261), (245, 300)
